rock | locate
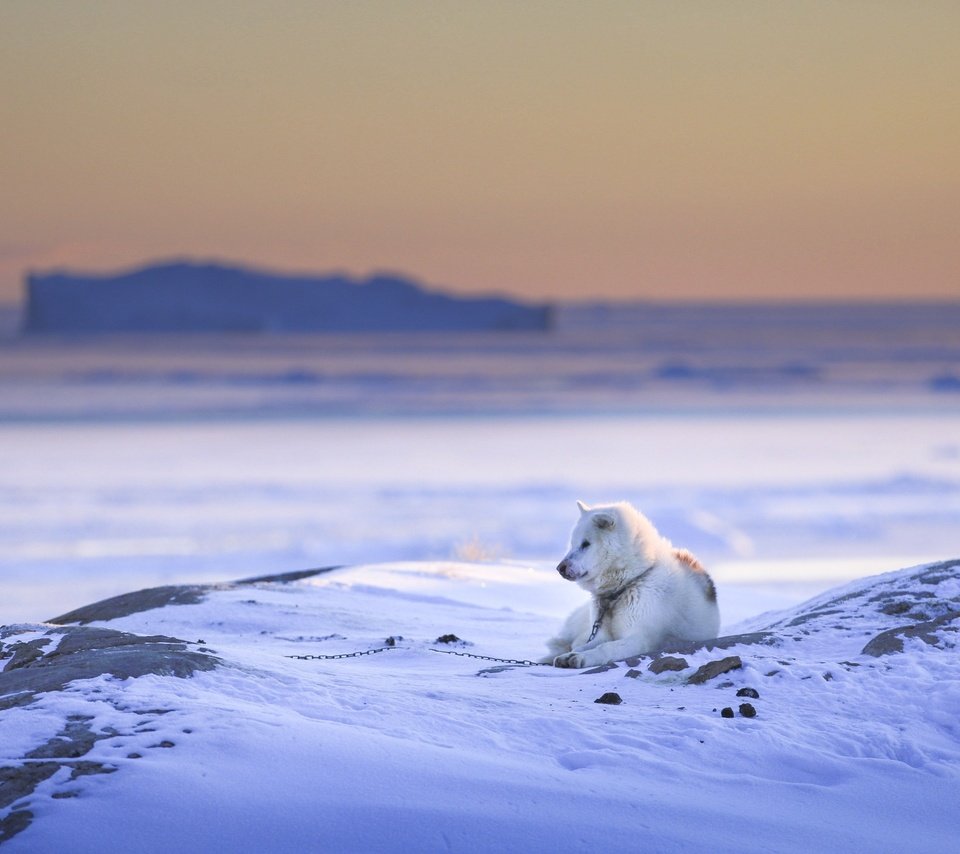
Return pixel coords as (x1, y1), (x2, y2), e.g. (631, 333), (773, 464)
(861, 610), (960, 657)
(0, 810), (33, 844)
(48, 567), (339, 625)
(583, 663), (620, 675)
(49, 586), (214, 625)
(0, 762), (59, 810)
(2, 639), (50, 672)
(739, 703), (757, 718)
(595, 692), (623, 705)
(435, 634), (462, 644)
(0, 625), (221, 707)
(648, 656), (689, 674)
(736, 687), (760, 699)
(686, 656), (743, 685)
(68, 762), (117, 780)
(720, 707), (734, 718)
(26, 716), (101, 759)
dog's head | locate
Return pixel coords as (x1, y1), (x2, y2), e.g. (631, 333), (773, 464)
(556, 500), (630, 591)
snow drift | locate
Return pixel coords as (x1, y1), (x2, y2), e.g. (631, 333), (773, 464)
(2, 558), (959, 852)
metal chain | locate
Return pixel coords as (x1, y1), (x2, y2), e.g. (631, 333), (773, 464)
(285, 646), (396, 660)
(428, 648), (550, 667)
(286, 645), (549, 667)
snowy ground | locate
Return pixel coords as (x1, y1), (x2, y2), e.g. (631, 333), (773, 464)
(2, 558), (958, 852)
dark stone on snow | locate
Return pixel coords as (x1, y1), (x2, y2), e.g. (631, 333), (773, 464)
(861, 610), (960, 657)
(736, 687), (760, 699)
(49, 585), (213, 625)
(880, 601), (912, 616)
(582, 663), (620, 675)
(3, 639), (51, 672)
(648, 656), (689, 674)
(0, 639), (198, 843)
(0, 625), (221, 706)
(0, 762), (59, 810)
(435, 634), (462, 644)
(739, 703), (757, 718)
(618, 632), (775, 669)
(235, 566), (340, 585)
(785, 608), (843, 627)
(720, 707), (734, 718)
(48, 566), (342, 625)
(26, 716), (101, 759)
(68, 761), (118, 780)
(686, 656), (743, 685)
(595, 692), (622, 705)
(655, 632), (776, 656)
(0, 810), (34, 844)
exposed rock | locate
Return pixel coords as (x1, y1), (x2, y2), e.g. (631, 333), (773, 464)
(648, 656), (689, 674)
(739, 703), (757, 718)
(0, 627), (213, 843)
(736, 687), (760, 699)
(49, 586), (214, 625)
(3, 638), (50, 671)
(26, 716), (102, 759)
(236, 566), (339, 586)
(720, 707), (734, 718)
(0, 810), (34, 844)
(686, 656), (743, 685)
(785, 608), (843, 627)
(583, 663), (620, 675)
(68, 761), (118, 781)
(0, 762), (59, 810)
(595, 692), (623, 705)
(622, 632), (776, 668)
(48, 566), (338, 625)
(0, 625), (220, 705)
(861, 611), (960, 657)
(880, 601), (912, 616)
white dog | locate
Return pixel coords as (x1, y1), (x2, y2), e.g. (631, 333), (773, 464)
(543, 501), (720, 668)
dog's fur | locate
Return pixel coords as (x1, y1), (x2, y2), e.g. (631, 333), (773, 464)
(542, 501), (720, 668)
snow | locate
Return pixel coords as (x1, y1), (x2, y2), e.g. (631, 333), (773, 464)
(2, 559), (959, 852)
(1, 411), (957, 625)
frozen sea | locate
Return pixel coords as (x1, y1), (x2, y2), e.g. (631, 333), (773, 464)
(2, 301), (959, 624)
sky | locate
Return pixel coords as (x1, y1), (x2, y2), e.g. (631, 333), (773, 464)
(2, 1), (959, 304)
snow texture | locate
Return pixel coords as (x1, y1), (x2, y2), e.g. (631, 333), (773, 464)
(2, 558), (959, 852)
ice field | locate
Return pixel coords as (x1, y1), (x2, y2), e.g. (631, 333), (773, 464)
(2, 302), (959, 624)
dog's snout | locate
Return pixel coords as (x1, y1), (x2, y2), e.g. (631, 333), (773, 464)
(557, 559), (572, 579)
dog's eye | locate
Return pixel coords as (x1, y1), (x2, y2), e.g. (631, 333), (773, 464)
(580, 540), (590, 550)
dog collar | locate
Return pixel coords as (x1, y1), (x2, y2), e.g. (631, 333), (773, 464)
(586, 565), (655, 643)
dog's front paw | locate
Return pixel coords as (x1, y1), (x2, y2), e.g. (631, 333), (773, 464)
(553, 652), (586, 669)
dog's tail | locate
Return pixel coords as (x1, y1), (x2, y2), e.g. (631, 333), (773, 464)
(673, 548), (717, 602)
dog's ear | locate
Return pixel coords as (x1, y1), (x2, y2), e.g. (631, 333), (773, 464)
(576, 500), (590, 515)
(593, 512), (615, 530)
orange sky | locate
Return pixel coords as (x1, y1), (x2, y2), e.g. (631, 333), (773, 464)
(2, 1), (958, 304)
